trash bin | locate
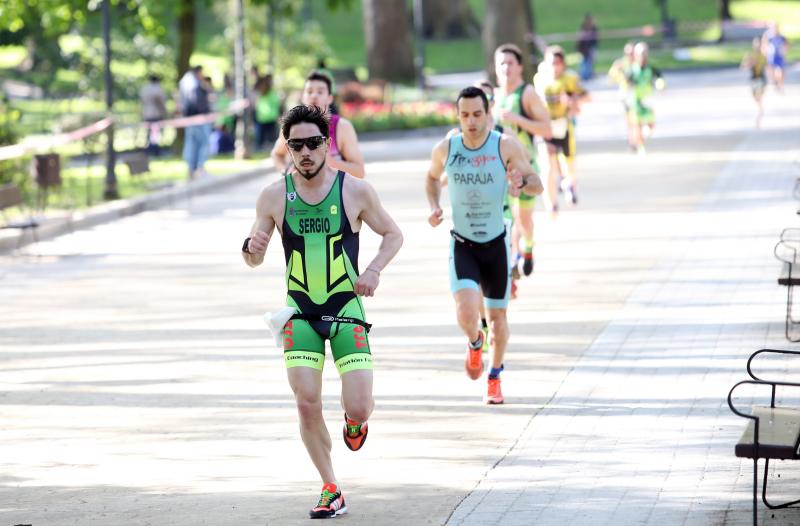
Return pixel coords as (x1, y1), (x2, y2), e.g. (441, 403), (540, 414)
(33, 153), (61, 188)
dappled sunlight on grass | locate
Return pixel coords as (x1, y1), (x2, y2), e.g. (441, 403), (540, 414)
(0, 45), (25, 69)
(732, 0), (800, 39)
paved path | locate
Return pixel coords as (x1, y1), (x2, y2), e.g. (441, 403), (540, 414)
(447, 129), (799, 526)
(1, 67), (798, 526)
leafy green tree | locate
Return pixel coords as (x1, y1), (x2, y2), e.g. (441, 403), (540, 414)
(0, 1), (85, 76)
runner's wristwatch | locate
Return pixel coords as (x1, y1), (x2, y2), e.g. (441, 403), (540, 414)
(242, 237), (252, 254)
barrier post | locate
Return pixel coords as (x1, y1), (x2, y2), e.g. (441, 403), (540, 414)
(102, 0), (119, 200)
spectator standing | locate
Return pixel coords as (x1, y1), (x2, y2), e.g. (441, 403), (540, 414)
(254, 74), (281, 150)
(139, 74), (167, 156)
(210, 76), (236, 155)
(179, 65), (211, 179)
(577, 13), (599, 81)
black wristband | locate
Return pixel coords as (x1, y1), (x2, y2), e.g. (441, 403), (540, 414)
(242, 237), (252, 254)
(517, 176), (528, 190)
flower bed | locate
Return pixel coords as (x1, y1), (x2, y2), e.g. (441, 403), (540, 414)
(340, 101), (455, 133)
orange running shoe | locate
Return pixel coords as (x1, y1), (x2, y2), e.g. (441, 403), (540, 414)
(465, 331), (484, 380)
(342, 414), (368, 451)
(484, 377), (504, 404)
(309, 482), (347, 519)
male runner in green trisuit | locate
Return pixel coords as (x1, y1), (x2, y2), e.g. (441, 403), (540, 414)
(243, 105), (402, 518)
(493, 43), (551, 276)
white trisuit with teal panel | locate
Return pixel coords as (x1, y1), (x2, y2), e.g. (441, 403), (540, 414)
(445, 130), (511, 309)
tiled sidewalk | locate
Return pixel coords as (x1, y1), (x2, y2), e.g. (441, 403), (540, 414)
(448, 131), (800, 525)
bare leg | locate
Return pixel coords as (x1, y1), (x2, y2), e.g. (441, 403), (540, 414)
(287, 367), (335, 484)
(454, 288), (482, 343)
(517, 205), (534, 245)
(340, 369), (374, 423)
(755, 93), (764, 128)
(487, 308), (509, 369)
(545, 146), (560, 211)
(511, 211), (522, 257)
(632, 123), (644, 152)
(775, 67), (785, 92)
(562, 155), (576, 187)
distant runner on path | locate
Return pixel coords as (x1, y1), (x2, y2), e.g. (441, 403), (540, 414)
(534, 45), (590, 213)
(741, 36), (768, 128)
(626, 42), (665, 156)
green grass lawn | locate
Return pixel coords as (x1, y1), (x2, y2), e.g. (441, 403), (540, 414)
(315, 0), (719, 73)
(315, 0), (799, 74)
(24, 154), (269, 210)
(1, 0), (798, 161)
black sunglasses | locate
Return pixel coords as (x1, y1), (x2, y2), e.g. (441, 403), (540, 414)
(287, 135), (327, 151)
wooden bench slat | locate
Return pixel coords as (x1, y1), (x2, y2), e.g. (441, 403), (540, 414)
(125, 153), (150, 176)
(736, 406), (800, 459)
(0, 184), (23, 210)
(779, 262), (800, 286)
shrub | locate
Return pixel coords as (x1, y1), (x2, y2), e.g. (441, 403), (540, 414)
(341, 101), (455, 133)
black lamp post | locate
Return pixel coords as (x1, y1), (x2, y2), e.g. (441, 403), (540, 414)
(102, 0), (118, 199)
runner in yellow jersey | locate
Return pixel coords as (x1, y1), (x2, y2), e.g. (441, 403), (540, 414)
(534, 46), (590, 213)
(741, 37), (768, 128)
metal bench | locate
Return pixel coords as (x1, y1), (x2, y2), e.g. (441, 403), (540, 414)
(124, 152), (150, 177)
(729, 349), (800, 525)
(0, 184), (39, 249)
(720, 20), (767, 42)
(124, 153), (172, 192)
(775, 229), (800, 342)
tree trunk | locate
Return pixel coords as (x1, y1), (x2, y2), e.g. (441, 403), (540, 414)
(362, 0), (415, 83)
(482, 0), (535, 84)
(175, 0), (195, 154)
(176, 0), (196, 79)
(422, 0), (479, 39)
(719, 0), (732, 20)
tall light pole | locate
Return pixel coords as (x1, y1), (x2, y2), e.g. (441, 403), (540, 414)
(233, 0), (249, 159)
(267, 0), (276, 73)
(102, 0), (118, 199)
(412, 0), (426, 91)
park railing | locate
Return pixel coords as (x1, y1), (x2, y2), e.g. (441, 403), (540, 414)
(0, 98), (250, 211)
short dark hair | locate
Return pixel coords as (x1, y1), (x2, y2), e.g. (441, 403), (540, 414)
(546, 45), (565, 62)
(495, 43), (523, 65)
(281, 105), (330, 140)
(456, 86), (489, 112)
(474, 80), (495, 96)
(305, 71), (333, 95)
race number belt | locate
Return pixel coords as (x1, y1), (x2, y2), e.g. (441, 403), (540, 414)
(290, 313), (372, 333)
(450, 230), (506, 249)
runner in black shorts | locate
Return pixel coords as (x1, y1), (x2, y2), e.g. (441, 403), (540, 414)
(425, 86), (543, 404)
